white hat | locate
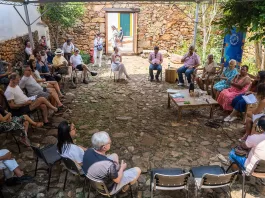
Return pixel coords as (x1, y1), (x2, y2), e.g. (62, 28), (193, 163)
(54, 48), (63, 55)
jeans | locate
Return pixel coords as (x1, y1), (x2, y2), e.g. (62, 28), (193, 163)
(177, 65), (194, 83)
(149, 64), (162, 79)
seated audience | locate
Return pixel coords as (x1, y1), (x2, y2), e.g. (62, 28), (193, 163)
(213, 59), (238, 99)
(29, 58), (64, 98)
(229, 116), (265, 173)
(38, 36), (48, 50)
(40, 50), (48, 65)
(4, 73), (58, 125)
(225, 71), (265, 122)
(111, 47), (130, 81)
(82, 131), (141, 195)
(19, 65), (64, 110)
(52, 48), (69, 74)
(148, 46), (163, 82)
(62, 39), (75, 63)
(196, 54), (218, 91)
(0, 57), (12, 86)
(218, 65), (251, 113)
(24, 41), (32, 62)
(70, 48), (90, 84)
(0, 149), (32, 181)
(57, 121), (86, 166)
(177, 45), (200, 86)
(240, 83), (265, 141)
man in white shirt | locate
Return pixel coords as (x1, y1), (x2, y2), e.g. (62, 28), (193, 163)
(4, 73), (58, 125)
(62, 39), (75, 63)
(229, 116), (265, 174)
(70, 48), (90, 84)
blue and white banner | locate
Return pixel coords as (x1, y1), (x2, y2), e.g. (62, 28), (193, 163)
(222, 28), (246, 67)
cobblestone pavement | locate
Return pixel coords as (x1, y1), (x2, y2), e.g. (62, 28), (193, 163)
(1, 56), (264, 198)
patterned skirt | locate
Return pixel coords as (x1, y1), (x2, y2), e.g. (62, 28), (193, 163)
(0, 116), (25, 132)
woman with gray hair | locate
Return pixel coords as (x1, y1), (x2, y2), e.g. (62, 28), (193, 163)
(82, 131), (141, 195)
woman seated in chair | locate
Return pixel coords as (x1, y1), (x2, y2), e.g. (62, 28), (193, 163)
(218, 65), (251, 112)
(57, 121), (87, 166)
(111, 47), (130, 81)
(0, 104), (43, 146)
(239, 83), (265, 141)
(228, 116), (265, 173)
(195, 54), (218, 91)
(224, 71), (265, 122)
(213, 59), (238, 99)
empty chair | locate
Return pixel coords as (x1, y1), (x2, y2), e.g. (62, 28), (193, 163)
(86, 176), (133, 198)
(190, 165), (238, 198)
(31, 144), (61, 191)
(150, 168), (190, 198)
(61, 157), (86, 191)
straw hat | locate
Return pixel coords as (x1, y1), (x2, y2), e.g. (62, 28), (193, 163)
(54, 48), (63, 55)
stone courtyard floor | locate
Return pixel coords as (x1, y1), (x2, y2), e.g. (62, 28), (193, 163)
(1, 56), (265, 198)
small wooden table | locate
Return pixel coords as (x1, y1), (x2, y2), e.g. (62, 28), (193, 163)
(167, 89), (218, 120)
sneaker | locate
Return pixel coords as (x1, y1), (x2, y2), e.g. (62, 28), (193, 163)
(229, 116), (238, 122)
(224, 115), (231, 122)
(178, 83), (184, 86)
(83, 79), (89, 84)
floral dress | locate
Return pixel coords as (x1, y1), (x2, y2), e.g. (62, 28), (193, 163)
(213, 68), (238, 91)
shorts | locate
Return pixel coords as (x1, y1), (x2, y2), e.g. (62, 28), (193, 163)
(229, 149), (247, 170)
(37, 91), (50, 99)
(11, 105), (31, 117)
(75, 64), (83, 71)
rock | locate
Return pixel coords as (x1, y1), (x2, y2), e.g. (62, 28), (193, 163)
(18, 183), (46, 198)
(47, 129), (58, 136)
(219, 142), (230, 148)
(128, 146), (135, 152)
(116, 116), (132, 121)
(20, 151), (34, 160)
(201, 141), (211, 146)
(68, 190), (74, 197)
(112, 133), (127, 138)
(88, 128), (99, 134)
(160, 34), (172, 41)
(42, 136), (58, 144)
(79, 125), (90, 130)
(140, 134), (156, 146)
(36, 193), (45, 198)
(171, 151), (182, 157)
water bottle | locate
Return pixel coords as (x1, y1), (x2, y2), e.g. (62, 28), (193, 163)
(168, 63), (170, 69)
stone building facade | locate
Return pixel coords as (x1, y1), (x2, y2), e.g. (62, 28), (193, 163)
(50, 2), (196, 54)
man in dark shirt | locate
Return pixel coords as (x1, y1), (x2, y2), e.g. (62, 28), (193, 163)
(82, 131), (141, 195)
(0, 57), (11, 86)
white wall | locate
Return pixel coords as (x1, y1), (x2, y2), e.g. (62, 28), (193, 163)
(0, 4), (43, 41)
(107, 13), (118, 40)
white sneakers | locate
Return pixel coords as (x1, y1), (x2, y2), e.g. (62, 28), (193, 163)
(178, 83), (184, 86)
(224, 115), (238, 122)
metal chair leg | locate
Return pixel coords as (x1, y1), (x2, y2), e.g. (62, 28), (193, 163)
(12, 134), (20, 153)
(47, 165), (53, 191)
(83, 177), (87, 196)
(129, 184), (133, 198)
(34, 157), (39, 176)
(87, 182), (91, 198)
(63, 170), (68, 191)
(242, 173), (246, 198)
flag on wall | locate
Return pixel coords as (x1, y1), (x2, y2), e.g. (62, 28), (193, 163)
(222, 28), (246, 67)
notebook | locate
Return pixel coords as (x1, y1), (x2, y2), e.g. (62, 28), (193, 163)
(173, 98), (185, 102)
(171, 93), (184, 98)
(242, 94), (257, 104)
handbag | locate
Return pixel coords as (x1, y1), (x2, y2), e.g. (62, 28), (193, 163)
(234, 145), (250, 157)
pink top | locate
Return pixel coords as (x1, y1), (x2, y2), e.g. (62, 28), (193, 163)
(149, 52), (163, 65)
(182, 52), (200, 67)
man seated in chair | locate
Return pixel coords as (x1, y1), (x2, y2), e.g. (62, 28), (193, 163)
(82, 131), (141, 195)
(4, 73), (58, 126)
(52, 48), (69, 75)
(0, 56), (12, 87)
(70, 48), (89, 84)
(177, 45), (200, 86)
(149, 46), (163, 82)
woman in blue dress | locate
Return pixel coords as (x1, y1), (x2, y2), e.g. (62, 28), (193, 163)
(213, 59), (238, 99)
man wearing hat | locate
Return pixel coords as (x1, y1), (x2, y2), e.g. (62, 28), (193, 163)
(70, 48), (90, 84)
(52, 48), (69, 72)
(62, 39), (75, 62)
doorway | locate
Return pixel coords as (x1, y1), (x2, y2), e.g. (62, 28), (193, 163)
(105, 9), (138, 54)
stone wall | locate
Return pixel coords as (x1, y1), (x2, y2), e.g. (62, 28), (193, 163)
(0, 31), (39, 64)
(48, 2), (195, 53)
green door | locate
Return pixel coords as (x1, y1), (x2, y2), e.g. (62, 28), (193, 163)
(120, 13), (130, 36)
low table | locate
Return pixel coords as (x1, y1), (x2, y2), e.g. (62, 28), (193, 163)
(167, 89), (218, 120)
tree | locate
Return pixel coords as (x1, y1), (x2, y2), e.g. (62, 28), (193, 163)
(216, 0), (265, 69)
(40, 2), (85, 48)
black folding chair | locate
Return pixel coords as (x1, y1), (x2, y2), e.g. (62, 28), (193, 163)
(31, 144), (61, 191)
(61, 157), (86, 191)
(2, 129), (23, 153)
(86, 176), (133, 198)
(227, 160), (265, 198)
(150, 168), (190, 198)
(191, 165), (238, 198)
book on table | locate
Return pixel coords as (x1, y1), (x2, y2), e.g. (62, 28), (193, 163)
(242, 94), (257, 104)
(173, 98), (185, 102)
(171, 93), (184, 98)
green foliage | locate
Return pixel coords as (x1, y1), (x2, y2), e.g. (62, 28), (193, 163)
(79, 50), (90, 64)
(216, 0), (265, 44)
(40, 3), (85, 28)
